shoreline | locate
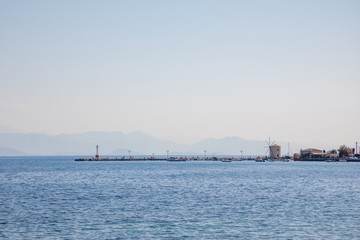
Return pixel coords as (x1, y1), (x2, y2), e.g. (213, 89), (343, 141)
(75, 157), (360, 162)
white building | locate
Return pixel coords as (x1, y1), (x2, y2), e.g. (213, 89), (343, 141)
(269, 144), (281, 159)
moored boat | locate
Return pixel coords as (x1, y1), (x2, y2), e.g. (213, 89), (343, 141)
(255, 157), (265, 162)
(222, 159), (232, 162)
(343, 156), (360, 162)
(167, 157), (186, 162)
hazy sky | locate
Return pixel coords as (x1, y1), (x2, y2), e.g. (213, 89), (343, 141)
(1, 0), (359, 149)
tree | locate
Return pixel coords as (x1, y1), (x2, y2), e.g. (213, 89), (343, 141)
(329, 149), (337, 154)
(338, 145), (352, 157)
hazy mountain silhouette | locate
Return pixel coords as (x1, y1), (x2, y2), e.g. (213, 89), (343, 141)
(179, 136), (266, 155)
(0, 131), (177, 156)
(0, 131), (283, 156)
(0, 146), (26, 156)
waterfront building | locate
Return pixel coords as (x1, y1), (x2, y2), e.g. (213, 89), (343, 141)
(298, 148), (338, 160)
(300, 148), (325, 159)
(269, 144), (281, 159)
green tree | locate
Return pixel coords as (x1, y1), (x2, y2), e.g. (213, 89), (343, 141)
(329, 149), (337, 154)
(338, 145), (352, 157)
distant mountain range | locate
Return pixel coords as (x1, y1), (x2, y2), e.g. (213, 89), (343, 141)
(0, 146), (26, 156)
(0, 131), (296, 156)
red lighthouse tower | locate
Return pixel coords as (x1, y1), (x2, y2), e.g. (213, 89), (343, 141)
(95, 145), (99, 159)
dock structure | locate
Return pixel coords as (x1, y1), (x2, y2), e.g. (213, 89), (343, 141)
(75, 146), (170, 161)
(75, 146), (244, 162)
(75, 157), (168, 161)
(75, 143), (360, 162)
(75, 156), (243, 162)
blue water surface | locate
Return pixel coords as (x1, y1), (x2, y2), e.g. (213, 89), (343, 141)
(1, 156), (360, 239)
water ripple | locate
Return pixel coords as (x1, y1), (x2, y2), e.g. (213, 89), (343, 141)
(1, 157), (360, 239)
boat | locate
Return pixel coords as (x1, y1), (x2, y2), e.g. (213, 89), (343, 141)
(255, 157), (265, 162)
(222, 158), (232, 162)
(343, 156), (360, 162)
(167, 157), (186, 162)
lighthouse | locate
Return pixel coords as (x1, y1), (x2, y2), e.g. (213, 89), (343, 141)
(95, 145), (99, 159)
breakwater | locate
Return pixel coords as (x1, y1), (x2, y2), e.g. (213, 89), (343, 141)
(75, 157), (241, 162)
(75, 157), (360, 162)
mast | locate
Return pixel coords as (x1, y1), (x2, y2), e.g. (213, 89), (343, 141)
(287, 142), (290, 156)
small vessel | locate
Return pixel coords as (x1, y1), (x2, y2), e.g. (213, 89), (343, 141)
(167, 157), (186, 162)
(255, 157), (265, 162)
(343, 156), (360, 162)
(222, 158), (232, 162)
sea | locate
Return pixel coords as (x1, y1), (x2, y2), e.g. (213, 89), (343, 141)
(1, 156), (360, 239)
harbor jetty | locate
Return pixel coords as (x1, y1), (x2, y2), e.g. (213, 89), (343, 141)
(75, 145), (248, 162)
(75, 156), (246, 162)
(75, 157), (168, 161)
(75, 144), (360, 162)
(75, 145), (168, 161)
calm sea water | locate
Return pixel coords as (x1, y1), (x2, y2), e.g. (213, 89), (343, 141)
(1, 156), (360, 239)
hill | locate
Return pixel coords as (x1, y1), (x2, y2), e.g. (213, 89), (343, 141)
(0, 132), (292, 156)
(0, 146), (26, 156)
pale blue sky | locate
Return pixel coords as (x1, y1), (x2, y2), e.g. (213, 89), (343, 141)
(0, 0), (359, 149)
